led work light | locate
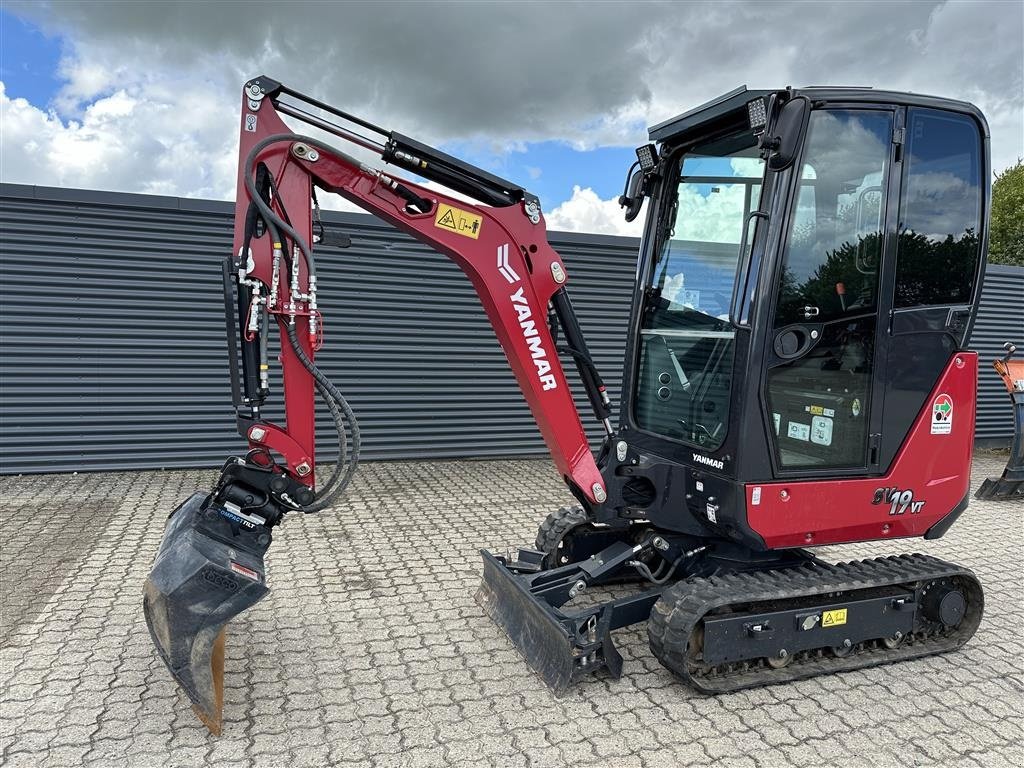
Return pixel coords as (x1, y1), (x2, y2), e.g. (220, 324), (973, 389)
(747, 97), (768, 130)
(635, 143), (659, 172)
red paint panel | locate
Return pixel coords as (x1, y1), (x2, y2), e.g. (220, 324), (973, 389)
(230, 87), (605, 504)
(233, 95), (317, 485)
(747, 353), (977, 548)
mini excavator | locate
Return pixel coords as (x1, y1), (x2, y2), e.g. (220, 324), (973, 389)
(144, 77), (991, 733)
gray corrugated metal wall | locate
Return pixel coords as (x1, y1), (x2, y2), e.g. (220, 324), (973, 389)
(1, 184), (1020, 474)
(0, 184), (636, 473)
(969, 263), (1024, 443)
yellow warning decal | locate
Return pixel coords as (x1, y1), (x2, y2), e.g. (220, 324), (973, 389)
(822, 608), (848, 627)
(434, 203), (482, 239)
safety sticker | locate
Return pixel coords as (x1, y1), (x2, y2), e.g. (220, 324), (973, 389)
(805, 404), (836, 418)
(811, 415), (833, 446)
(931, 393), (953, 435)
(434, 203), (482, 239)
(751, 486), (762, 506)
(244, 113), (258, 132)
(822, 608), (847, 627)
(787, 421), (810, 442)
(230, 561), (260, 581)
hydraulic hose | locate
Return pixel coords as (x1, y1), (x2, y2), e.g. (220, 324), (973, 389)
(286, 323), (360, 511)
(244, 133), (365, 280)
(316, 381), (347, 480)
(244, 141), (363, 510)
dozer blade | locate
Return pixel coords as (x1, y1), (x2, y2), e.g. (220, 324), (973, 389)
(476, 550), (580, 694)
(143, 492), (271, 734)
(476, 548), (648, 694)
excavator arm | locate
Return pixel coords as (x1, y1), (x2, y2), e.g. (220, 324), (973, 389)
(144, 76), (612, 733)
(230, 75), (610, 508)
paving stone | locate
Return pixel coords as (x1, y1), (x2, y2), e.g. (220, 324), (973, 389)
(0, 455), (1020, 767)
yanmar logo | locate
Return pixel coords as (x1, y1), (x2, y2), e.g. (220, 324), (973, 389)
(497, 243), (520, 284)
(692, 453), (724, 470)
(499, 243), (557, 392)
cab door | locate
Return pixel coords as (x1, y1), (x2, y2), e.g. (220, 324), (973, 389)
(762, 107), (897, 473)
(877, 107), (985, 469)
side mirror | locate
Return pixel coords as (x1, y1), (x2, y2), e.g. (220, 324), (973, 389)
(764, 96), (810, 171)
(619, 166), (645, 222)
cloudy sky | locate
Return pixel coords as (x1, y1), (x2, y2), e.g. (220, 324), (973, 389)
(1, 0), (1021, 236)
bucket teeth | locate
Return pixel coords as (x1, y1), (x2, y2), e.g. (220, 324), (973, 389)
(192, 629), (226, 736)
(143, 492), (271, 734)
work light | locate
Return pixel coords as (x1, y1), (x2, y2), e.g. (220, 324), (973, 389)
(747, 97), (768, 130)
(635, 143), (659, 172)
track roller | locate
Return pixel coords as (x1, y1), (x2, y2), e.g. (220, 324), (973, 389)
(648, 553), (983, 693)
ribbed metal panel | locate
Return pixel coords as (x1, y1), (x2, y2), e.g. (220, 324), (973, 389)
(2, 184), (1019, 474)
(0, 184), (637, 473)
(969, 263), (1024, 443)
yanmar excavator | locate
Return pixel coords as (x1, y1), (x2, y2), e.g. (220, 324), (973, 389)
(144, 77), (991, 733)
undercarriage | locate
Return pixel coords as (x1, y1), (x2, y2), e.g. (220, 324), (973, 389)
(478, 508), (983, 694)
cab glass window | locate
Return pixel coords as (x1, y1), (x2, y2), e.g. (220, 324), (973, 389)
(774, 110), (893, 327)
(895, 109), (982, 307)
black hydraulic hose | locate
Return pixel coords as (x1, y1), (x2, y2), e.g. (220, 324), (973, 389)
(557, 344), (604, 390)
(261, 227), (349, 501)
(244, 132), (365, 280)
(550, 289), (611, 424)
(303, 326), (348, 500)
(245, 154), (362, 510)
(301, 379), (346, 504)
(270, 248), (359, 509)
(286, 323), (361, 511)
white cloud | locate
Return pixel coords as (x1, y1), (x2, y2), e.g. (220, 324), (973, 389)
(545, 186), (644, 237)
(1, 81), (238, 199)
(675, 182), (750, 244)
(1, 0), (1020, 209)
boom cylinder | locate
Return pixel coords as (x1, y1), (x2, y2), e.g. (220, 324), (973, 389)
(550, 288), (613, 433)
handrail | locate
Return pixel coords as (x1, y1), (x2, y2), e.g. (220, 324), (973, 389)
(729, 210), (770, 327)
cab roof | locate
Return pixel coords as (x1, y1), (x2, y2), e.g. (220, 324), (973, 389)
(648, 85), (989, 144)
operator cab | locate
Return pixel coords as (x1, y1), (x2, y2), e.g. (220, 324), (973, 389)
(608, 86), (989, 544)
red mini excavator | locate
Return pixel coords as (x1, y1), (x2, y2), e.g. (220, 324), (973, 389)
(144, 77), (991, 733)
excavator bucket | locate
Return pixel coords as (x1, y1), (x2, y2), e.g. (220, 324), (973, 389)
(143, 492), (271, 734)
(975, 352), (1024, 500)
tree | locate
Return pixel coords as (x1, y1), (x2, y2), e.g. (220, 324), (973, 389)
(989, 160), (1024, 267)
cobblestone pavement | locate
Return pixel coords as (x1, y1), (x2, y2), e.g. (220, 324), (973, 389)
(1, 454), (1021, 768)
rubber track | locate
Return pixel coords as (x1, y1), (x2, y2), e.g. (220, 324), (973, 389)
(534, 506), (587, 555)
(648, 553), (984, 693)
